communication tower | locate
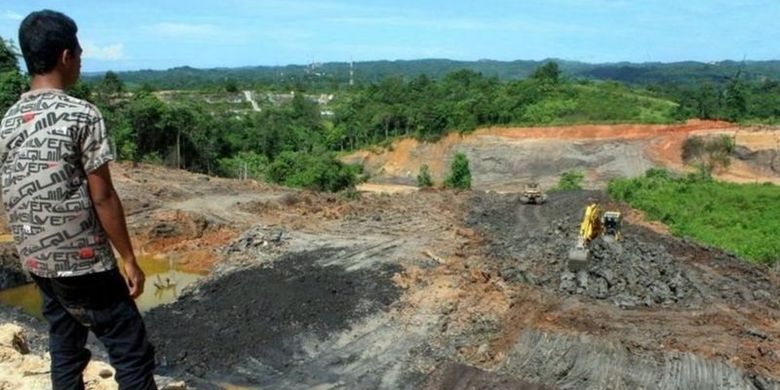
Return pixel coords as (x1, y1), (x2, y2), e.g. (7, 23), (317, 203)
(349, 61), (354, 86)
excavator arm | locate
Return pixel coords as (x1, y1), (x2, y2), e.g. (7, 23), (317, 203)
(568, 203), (602, 270)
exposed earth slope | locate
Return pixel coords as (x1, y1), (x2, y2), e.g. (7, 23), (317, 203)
(345, 120), (780, 191)
(0, 122), (779, 389)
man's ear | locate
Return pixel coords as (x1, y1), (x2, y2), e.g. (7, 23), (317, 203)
(61, 49), (73, 67)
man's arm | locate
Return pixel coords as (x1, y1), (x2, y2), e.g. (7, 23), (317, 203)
(87, 163), (145, 298)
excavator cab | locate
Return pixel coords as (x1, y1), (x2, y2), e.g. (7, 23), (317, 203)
(602, 211), (622, 241)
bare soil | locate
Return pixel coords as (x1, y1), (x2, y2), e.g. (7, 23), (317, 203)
(142, 187), (780, 388)
(345, 120), (780, 190)
(463, 190), (780, 388)
(1, 122), (779, 389)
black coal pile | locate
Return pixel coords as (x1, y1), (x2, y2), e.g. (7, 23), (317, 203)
(420, 362), (554, 390)
(555, 234), (699, 308)
(145, 248), (401, 382)
(467, 190), (703, 308)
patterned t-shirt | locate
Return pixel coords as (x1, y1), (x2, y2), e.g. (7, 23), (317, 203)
(0, 89), (117, 278)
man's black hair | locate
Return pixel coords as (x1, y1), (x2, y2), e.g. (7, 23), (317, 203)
(18, 10), (79, 75)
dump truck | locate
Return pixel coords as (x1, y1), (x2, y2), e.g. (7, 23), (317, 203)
(520, 182), (546, 204)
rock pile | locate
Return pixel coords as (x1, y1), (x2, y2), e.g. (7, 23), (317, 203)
(468, 191), (707, 308)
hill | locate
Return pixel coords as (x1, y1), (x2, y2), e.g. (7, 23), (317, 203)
(82, 59), (780, 90)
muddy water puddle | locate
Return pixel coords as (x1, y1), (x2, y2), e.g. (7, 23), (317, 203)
(0, 256), (205, 318)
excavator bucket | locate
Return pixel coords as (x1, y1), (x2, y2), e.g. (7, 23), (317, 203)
(566, 204), (600, 272)
(567, 248), (590, 271)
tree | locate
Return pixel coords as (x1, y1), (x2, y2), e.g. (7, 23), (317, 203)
(444, 153), (471, 189)
(694, 82), (720, 119)
(124, 92), (168, 162)
(417, 164), (433, 188)
(111, 115), (138, 161)
(290, 90), (320, 126)
(265, 151), (359, 192)
(137, 83), (156, 94)
(217, 151), (268, 180)
(68, 81), (93, 102)
(0, 71), (25, 114)
(531, 62), (561, 84)
(224, 78), (238, 93)
(161, 105), (196, 168)
(0, 39), (20, 73)
(0, 38), (24, 114)
(724, 78), (748, 121)
(101, 71), (124, 94)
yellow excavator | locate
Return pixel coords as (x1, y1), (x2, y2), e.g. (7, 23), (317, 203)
(567, 204), (622, 271)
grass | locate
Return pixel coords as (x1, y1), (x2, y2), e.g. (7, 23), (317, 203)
(608, 169), (780, 264)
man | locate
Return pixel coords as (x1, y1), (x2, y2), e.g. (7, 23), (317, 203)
(0, 10), (156, 389)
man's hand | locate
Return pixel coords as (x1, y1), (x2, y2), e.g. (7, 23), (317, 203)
(123, 260), (146, 298)
(88, 163), (144, 298)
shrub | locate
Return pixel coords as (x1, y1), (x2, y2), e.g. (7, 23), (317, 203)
(444, 153), (471, 189)
(0, 70), (27, 114)
(417, 164), (433, 188)
(141, 152), (163, 165)
(265, 151), (360, 192)
(110, 116), (138, 162)
(217, 151), (269, 180)
(522, 99), (577, 124)
(682, 135), (734, 173)
(645, 167), (672, 180)
(682, 136), (705, 162)
(554, 170), (585, 191)
(339, 187), (362, 200)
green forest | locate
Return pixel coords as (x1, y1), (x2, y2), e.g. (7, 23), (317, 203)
(2, 36), (780, 263)
(1, 37), (779, 192)
(80, 58), (780, 91)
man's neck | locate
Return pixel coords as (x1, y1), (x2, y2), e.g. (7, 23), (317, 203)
(30, 74), (66, 91)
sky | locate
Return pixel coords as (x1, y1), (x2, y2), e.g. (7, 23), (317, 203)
(1, 0), (778, 73)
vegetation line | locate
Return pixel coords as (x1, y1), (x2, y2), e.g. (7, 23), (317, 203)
(2, 38), (779, 192)
(609, 169), (780, 264)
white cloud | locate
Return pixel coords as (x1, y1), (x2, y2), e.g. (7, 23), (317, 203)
(144, 22), (221, 38)
(1, 10), (23, 20)
(82, 42), (126, 61)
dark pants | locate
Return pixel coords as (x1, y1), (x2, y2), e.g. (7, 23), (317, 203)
(33, 269), (157, 390)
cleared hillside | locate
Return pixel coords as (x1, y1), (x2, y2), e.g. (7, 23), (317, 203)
(345, 121), (780, 191)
